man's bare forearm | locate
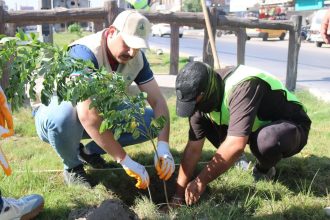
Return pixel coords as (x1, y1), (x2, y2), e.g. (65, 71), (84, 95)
(77, 99), (126, 162)
(175, 139), (204, 197)
(196, 136), (248, 185)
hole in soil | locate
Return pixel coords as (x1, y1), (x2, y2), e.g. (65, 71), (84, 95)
(89, 167), (178, 207)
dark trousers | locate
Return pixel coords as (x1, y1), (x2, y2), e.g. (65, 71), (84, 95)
(206, 120), (309, 170)
(249, 120), (309, 170)
(0, 190), (3, 211)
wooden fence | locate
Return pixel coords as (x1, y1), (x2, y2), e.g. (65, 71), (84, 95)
(0, 0), (302, 91)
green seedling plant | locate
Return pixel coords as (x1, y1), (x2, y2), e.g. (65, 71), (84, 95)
(0, 31), (41, 110)
(0, 31), (169, 207)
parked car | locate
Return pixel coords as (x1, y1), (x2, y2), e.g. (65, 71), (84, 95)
(246, 28), (286, 41)
(151, 23), (183, 38)
(309, 9), (328, 47)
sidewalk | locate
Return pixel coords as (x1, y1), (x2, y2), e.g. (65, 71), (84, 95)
(183, 29), (204, 37)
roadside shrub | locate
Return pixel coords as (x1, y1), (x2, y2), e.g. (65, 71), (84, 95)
(68, 23), (82, 37)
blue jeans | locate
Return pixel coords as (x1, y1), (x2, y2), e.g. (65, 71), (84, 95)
(34, 96), (154, 170)
(0, 191), (2, 212)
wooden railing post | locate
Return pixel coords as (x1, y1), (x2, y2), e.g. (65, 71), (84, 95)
(0, 5), (5, 34)
(93, 20), (103, 32)
(286, 15), (302, 91)
(203, 7), (217, 68)
(104, 0), (119, 28)
(236, 28), (246, 65)
(6, 23), (16, 36)
(170, 24), (179, 75)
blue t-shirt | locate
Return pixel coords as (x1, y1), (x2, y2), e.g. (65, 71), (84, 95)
(68, 44), (154, 85)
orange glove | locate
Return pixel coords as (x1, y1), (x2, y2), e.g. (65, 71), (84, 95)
(120, 154), (150, 189)
(0, 86), (14, 138)
(0, 145), (11, 176)
(154, 141), (175, 181)
(0, 86), (13, 176)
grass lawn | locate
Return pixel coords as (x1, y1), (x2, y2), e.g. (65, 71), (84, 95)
(1, 31), (330, 219)
(1, 90), (330, 219)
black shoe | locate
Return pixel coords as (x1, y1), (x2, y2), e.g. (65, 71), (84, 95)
(63, 164), (91, 188)
(78, 143), (107, 169)
(252, 165), (276, 182)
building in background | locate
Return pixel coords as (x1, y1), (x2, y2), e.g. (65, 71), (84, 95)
(19, 6), (38, 33)
(53, 0), (90, 8)
(294, 0), (325, 25)
(51, 0), (90, 31)
(210, 0), (230, 13)
(295, 0), (324, 11)
(0, 0), (8, 10)
(228, 0), (329, 26)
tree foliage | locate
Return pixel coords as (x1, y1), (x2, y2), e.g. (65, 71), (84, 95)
(68, 23), (83, 37)
(182, 0), (202, 12)
(0, 31), (166, 140)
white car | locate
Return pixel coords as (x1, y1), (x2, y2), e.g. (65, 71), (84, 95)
(151, 23), (183, 38)
(309, 9), (328, 47)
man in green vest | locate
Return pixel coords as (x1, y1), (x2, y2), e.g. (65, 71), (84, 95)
(172, 61), (311, 206)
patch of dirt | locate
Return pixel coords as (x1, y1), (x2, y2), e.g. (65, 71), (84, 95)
(68, 199), (138, 220)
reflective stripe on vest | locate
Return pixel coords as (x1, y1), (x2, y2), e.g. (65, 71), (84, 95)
(127, 0), (150, 10)
(210, 65), (305, 132)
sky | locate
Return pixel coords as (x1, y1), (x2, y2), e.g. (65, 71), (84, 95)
(4, 0), (103, 10)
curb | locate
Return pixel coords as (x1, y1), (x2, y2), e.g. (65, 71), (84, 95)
(183, 29), (204, 37)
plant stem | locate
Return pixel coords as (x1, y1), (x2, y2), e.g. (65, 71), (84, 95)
(147, 186), (153, 201)
(127, 99), (170, 208)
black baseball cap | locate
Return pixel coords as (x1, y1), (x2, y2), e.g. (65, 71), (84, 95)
(175, 61), (210, 117)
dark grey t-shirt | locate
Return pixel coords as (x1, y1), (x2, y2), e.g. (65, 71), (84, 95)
(188, 78), (311, 141)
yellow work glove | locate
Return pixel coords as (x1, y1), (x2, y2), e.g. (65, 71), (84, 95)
(120, 154), (150, 189)
(0, 86), (13, 176)
(0, 86), (14, 138)
(154, 141), (175, 181)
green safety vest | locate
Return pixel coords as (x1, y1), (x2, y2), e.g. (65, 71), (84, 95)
(126, 0), (150, 10)
(210, 65), (305, 132)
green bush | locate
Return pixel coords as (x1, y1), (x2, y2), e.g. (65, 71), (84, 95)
(183, 0), (202, 12)
(68, 23), (82, 37)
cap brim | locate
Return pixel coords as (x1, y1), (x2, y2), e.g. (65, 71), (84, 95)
(176, 99), (196, 117)
(121, 33), (149, 49)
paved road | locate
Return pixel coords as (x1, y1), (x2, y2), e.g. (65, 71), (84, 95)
(150, 34), (330, 102)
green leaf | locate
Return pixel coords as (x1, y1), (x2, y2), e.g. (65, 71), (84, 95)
(15, 29), (24, 40)
(114, 128), (122, 140)
(99, 121), (108, 133)
(132, 129), (140, 139)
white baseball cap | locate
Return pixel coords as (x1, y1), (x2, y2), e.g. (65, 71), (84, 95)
(112, 10), (151, 49)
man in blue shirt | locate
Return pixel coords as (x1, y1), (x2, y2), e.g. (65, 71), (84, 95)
(33, 10), (175, 189)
